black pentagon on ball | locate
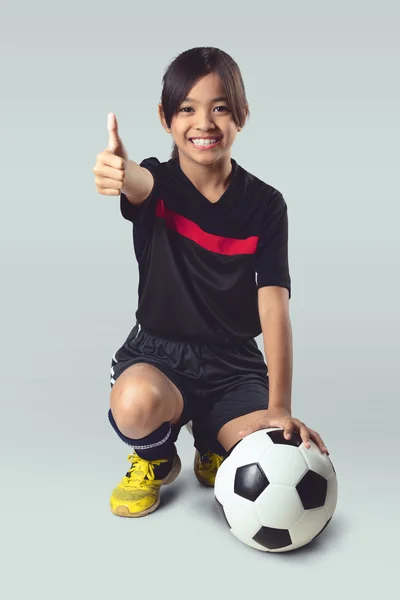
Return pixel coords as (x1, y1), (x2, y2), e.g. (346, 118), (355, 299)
(266, 428), (302, 447)
(296, 469), (327, 509)
(253, 526), (292, 550)
(234, 463), (269, 501)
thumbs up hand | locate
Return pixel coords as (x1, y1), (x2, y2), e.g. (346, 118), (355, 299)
(93, 113), (129, 197)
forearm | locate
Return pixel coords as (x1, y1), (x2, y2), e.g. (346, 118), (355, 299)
(261, 310), (293, 413)
(121, 160), (154, 204)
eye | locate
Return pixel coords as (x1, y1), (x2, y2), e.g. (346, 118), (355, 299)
(179, 106), (230, 113)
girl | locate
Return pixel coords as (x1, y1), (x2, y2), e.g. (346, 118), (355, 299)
(94, 47), (329, 518)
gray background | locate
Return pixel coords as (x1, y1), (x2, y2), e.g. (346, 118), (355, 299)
(1, 0), (399, 598)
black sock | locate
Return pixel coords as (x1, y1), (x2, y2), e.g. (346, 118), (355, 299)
(108, 409), (179, 461)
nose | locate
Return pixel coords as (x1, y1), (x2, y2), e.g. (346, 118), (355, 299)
(195, 111), (217, 132)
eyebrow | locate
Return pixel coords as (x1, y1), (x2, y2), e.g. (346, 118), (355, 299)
(182, 96), (228, 103)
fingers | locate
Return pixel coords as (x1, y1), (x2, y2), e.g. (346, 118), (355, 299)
(239, 417), (330, 457)
(284, 420), (329, 455)
(309, 429), (329, 455)
(94, 150), (125, 172)
(94, 165), (124, 184)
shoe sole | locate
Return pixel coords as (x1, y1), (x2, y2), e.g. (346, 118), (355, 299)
(111, 454), (182, 518)
(193, 449), (215, 488)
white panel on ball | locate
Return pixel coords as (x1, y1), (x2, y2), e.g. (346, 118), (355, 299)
(299, 441), (335, 479)
(325, 475), (338, 517)
(222, 493), (263, 539)
(259, 444), (309, 486)
(255, 484), (304, 529)
(289, 507), (329, 546)
(233, 428), (276, 454)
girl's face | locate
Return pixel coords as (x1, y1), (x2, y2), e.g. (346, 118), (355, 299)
(160, 72), (244, 166)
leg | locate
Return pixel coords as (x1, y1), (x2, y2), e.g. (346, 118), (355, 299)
(190, 337), (269, 484)
(108, 326), (194, 517)
(209, 383), (270, 454)
(109, 362), (185, 517)
(217, 409), (269, 453)
(110, 362), (185, 439)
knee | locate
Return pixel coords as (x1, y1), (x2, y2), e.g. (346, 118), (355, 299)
(111, 377), (163, 435)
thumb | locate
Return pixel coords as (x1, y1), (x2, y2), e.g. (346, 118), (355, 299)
(107, 112), (123, 155)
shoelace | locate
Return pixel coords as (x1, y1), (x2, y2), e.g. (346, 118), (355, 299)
(200, 450), (224, 472)
(126, 453), (169, 487)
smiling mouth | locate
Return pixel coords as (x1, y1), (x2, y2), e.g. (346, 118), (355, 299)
(189, 137), (222, 148)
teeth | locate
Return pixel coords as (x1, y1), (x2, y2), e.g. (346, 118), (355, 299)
(191, 138), (219, 146)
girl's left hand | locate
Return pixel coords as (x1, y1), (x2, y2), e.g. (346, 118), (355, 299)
(238, 407), (329, 455)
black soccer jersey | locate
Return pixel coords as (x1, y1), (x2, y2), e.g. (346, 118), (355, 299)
(120, 156), (291, 343)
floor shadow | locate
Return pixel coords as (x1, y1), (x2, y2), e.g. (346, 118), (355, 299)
(159, 477), (187, 508)
(188, 490), (348, 555)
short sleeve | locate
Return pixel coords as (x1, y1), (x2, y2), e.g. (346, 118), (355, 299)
(255, 190), (292, 299)
(120, 156), (160, 223)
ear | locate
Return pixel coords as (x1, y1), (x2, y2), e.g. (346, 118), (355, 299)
(158, 103), (171, 133)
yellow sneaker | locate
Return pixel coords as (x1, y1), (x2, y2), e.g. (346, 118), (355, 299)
(110, 451), (181, 517)
(193, 449), (224, 487)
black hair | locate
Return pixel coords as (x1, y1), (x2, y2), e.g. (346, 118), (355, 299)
(160, 47), (250, 159)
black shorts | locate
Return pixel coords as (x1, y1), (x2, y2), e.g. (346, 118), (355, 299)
(109, 322), (269, 454)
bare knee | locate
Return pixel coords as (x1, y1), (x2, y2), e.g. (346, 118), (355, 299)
(110, 364), (182, 437)
(112, 379), (165, 437)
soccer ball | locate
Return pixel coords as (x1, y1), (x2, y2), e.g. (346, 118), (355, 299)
(214, 428), (338, 553)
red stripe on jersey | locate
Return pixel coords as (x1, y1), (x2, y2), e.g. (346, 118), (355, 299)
(155, 200), (259, 256)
